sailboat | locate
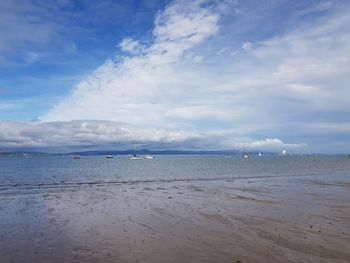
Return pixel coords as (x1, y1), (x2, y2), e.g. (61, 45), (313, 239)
(242, 143), (249, 159)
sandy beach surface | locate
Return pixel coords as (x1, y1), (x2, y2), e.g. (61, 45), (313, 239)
(1, 173), (350, 263)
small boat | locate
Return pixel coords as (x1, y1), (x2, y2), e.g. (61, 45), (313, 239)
(73, 155), (80, 160)
(145, 155), (154, 159)
(258, 152), (262, 157)
(106, 155), (113, 158)
(129, 154), (143, 160)
(130, 156), (143, 160)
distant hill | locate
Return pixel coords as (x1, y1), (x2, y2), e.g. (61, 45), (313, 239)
(0, 149), (282, 157)
(0, 152), (62, 157)
(69, 149), (251, 156)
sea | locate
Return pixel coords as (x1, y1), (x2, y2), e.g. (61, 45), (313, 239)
(1, 155), (350, 195)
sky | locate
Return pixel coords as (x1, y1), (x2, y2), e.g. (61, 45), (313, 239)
(0, 0), (350, 153)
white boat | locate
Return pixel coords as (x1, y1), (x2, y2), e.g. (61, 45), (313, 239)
(145, 155), (154, 159)
(258, 152), (262, 157)
(129, 156), (144, 160)
(129, 154), (143, 160)
(106, 155), (113, 158)
(73, 155), (80, 160)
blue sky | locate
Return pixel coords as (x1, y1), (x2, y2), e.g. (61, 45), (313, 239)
(0, 0), (170, 119)
(1, 0), (350, 153)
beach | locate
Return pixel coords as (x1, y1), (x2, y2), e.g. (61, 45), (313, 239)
(0, 156), (350, 262)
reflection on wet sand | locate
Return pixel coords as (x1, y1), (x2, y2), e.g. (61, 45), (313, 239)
(1, 174), (350, 263)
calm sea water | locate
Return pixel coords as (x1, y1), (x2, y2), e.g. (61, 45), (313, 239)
(1, 155), (349, 188)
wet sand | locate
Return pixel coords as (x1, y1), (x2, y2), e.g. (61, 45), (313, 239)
(1, 174), (350, 263)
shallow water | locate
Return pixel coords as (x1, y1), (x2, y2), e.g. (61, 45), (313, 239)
(1, 155), (350, 186)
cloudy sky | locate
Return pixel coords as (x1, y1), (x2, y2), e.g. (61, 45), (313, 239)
(1, 0), (350, 153)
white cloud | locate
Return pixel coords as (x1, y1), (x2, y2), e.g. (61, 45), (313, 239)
(242, 42), (253, 51)
(42, 1), (350, 127)
(212, 9), (350, 118)
(0, 120), (303, 152)
(165, 105), (232, 120)
(119, 38), (142, 54)
(237, 138), (305, 151)
(0, 120), (201, 149)
(41, 0), (221, 126)
(305, 122), (350, 134)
